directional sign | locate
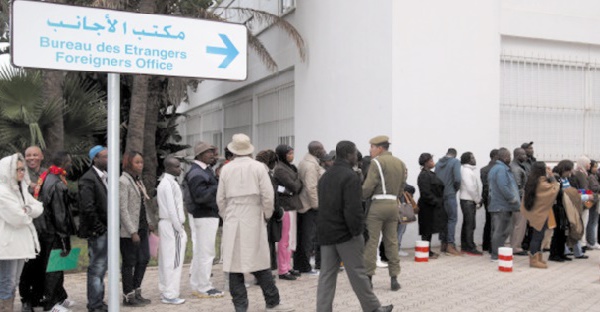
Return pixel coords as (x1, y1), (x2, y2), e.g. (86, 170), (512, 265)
(11, 0), (247, 80)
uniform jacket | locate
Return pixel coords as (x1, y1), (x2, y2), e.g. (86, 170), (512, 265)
(119, 171), (150, 238)
(0, 154), (43, 260)
(417, 169), (445, 235)
(273, 162), (303, 211)
(217, 156), (274, 273)
(362, 151), (406, 200)
(317, 159), (365, 245)
(297, 153), (325, 213)
(520, 176), (560, 231)
(488, 160), (521, 212)
(78, 167), (108, 238)
(459, 164), (482, 203)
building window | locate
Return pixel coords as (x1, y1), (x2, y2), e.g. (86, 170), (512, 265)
(281, 0), (295, 15)
(500, 54), (599, 161)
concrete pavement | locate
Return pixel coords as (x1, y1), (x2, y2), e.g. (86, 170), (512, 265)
(15, 248), (600, 312)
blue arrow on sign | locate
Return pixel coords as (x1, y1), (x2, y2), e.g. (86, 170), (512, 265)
(206, 33), (239, 69)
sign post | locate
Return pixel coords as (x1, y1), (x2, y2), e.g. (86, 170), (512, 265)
(11, 1), (247, 311)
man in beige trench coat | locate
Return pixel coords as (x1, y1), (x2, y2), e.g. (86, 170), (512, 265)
(217, 133), (294, 312)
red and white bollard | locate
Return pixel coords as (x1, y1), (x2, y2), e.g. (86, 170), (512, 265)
(415, 240), (429, 262)
(498, 247), (513, 272)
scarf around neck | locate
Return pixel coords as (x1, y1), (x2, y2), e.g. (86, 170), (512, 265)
(34, 165), (67, 199)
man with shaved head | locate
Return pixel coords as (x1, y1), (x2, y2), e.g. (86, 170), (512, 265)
(295, 141), (326, 274)
(157, 157), (187, 305)
(24, 146), (46, 194)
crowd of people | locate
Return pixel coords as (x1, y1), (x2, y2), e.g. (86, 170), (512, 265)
(0, 136), (598, 312)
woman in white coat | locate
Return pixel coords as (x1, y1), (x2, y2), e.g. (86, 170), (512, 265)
(0, 153), (43, 311)
(217, 134), (293, 312)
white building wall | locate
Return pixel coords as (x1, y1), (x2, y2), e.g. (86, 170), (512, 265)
(293, 1), (393, 155)
(182, 0), (600, 249)
(392, 0), (501, 248)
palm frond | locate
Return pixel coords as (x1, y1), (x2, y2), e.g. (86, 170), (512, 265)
(247, 30), (277, 71)
(0, 66), (45, 123)
(225, 7), (306, 62)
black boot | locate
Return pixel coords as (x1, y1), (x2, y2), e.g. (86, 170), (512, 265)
(374, 304), (394, 312)
(122, 292), (143, 307)
(134, 288), (151, 305)
(391, 277), (401, 291)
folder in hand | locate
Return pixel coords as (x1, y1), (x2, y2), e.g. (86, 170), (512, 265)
(46, 248), (81, 273)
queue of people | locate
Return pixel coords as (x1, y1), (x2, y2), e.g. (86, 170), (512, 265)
(2, 137), (600, 312)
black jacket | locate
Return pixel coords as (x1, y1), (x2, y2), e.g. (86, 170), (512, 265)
(78, 167), (108, 238)
(273, 162), (303, 211)
(417, 169), (445, 235)
(317, 159), (365, 245)
(39, 174), (76, 242)
(185, 163), (219, 218)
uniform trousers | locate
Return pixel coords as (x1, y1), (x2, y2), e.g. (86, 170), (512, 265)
(158, 220), (187, 299)
(317, 235), (381, 312)
(364, 200), (400, 277)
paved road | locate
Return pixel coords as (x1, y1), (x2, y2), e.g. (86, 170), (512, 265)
(15, 248), (600, 311)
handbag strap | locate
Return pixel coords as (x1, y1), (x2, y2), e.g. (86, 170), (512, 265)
(372, 158), (387, 195)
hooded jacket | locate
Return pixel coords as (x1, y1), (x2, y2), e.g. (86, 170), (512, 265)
(435, 156), (461, 197)
(0, 153), (43, 260)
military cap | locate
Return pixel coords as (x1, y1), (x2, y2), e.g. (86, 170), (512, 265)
(369, 135), (390, 145)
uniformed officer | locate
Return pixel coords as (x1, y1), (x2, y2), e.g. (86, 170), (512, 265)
(362, 135), (406, 291)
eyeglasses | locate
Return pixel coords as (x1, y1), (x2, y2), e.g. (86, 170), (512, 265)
(16, 167), (26, 172)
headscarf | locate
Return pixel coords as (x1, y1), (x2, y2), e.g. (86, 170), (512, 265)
(275, 144), (295, 171)
(576, 156), (591, 176)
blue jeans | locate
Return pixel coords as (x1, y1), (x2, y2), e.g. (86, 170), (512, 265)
(397, 223), (407, 249)
(0, 259), (25, 299)
(529, 222), (547, 254)
(87, 232), (108, 310)
(441, 195), (458, 244)
(490, 211), (513, 259)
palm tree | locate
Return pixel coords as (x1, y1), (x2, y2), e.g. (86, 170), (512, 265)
(0, 65), (107, 171)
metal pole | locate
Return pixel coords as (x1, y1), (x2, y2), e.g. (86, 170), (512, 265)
(107, 73), (120, 312)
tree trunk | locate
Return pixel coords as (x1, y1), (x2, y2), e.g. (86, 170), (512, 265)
(124, 75), (149, 153)
(141, 76), (163, 230)
(124, 0), (155, 153)
(43, 70), (64, 156)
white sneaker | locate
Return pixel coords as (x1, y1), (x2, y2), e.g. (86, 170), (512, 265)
(304, 269), (320, 276)
(266, 302), (295, 311)
(376, 260), (388, 268)
(60, 299), (75, 309)
(592, 243), (600, 250)
(161, 297), (185, 305)
(46, 304), (71, 312)
(398, 250), (409, 257)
